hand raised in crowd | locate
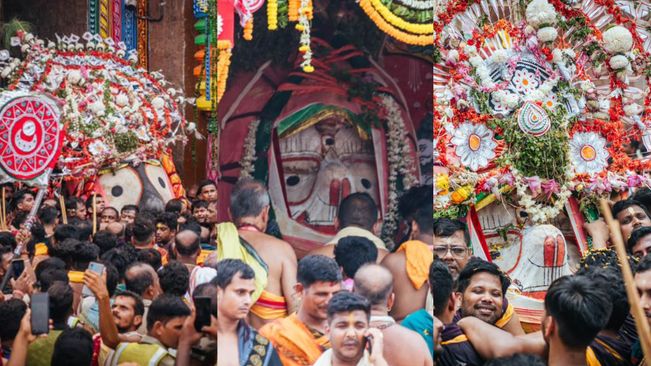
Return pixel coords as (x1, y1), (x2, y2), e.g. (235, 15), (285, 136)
(10, 268), (34, 297)
(365, 327), (388, 366)
(83, 268), (109, 300)
(583, 218), (611, 249)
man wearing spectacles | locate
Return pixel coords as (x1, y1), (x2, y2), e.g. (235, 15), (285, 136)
(433, 219), (470, 280)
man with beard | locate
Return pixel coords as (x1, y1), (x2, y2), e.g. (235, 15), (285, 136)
(217, 259), (282, 366)
(438, 258), (512, 366)
(259, 255), (341, 366)
(633, 254), (651, 365)
(585, 199), (651, 249)
(313, 292), (388, 366)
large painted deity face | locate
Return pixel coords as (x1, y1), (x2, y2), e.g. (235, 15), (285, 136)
(278, 117), (379, 232)
(96, 160), (176, 212)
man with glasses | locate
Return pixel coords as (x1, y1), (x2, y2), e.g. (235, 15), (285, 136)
(432, 219), (471, 280)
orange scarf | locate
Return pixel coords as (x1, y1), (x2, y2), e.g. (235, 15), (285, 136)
(396, 240), (433, 289)
(259, 313), (329, 366)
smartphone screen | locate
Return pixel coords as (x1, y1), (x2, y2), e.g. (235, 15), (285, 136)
(194, 296), (212, 332)
(81, 262), (105, 297)
(10, 259), (25, 280)
(31, 293), (49, 335)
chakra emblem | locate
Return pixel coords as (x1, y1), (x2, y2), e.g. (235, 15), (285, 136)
(517, 102), (551, 137)
(0, 95), (62, 180)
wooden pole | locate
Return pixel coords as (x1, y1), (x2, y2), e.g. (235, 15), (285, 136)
(92, 193), (97, 235)
(1, 187), (6, 231)
(599, 198), (651, 365)
(58, 193), (67, 225)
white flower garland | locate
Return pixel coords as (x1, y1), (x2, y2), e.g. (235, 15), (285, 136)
(380, 94), (418, 247)
(297, 0), (313, 73)
(239, 120), (260, 178)
(512, 168), (574, 224)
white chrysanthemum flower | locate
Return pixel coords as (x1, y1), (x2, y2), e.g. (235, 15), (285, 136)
(603, 26), (633, 54)
(624, 103), (642, 116)
(537, 27), (558, 42)
(88, 140), (110, 156)
(451, 123), (497, 171)
(569, 132), (609, 175)
(609, 54), (630, 70)
(526, 0), (557, 28)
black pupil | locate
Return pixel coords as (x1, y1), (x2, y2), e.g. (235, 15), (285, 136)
(325, 137), (334, 146)
(158, 177), (166, 188)
(287, 176), (300, 186)
(361, 178), (371, 189)
(111, 186), (123, 197)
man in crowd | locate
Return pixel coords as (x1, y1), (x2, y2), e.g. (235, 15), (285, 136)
(381, 193), (433, 321)
(197, 179), (218, 204)
(124, 262), (161, 334)
(354, 263), (433, 365)
(634, 254), (651, 365)
(259, 255), (341, 366)
(131, 216), (168, 264)
(100, 207), (120, 224)
(313, 291), (388, 366)
(216, 259), (282, 366)
(308, 193), (389, 261)
(222, 178), (298, 328)
(543, 275), (612, 366)
(402, 260), (440, 358)
(120, 205), (139, 225)
(334, 236), (377, 291)
(628, 226), (651, 259)
(155, 212), (178, 252)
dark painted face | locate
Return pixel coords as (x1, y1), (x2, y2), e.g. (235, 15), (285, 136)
(98, 161), (175, 212)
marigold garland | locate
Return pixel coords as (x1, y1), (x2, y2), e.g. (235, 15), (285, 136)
(244, 18), (253, 40)
(288, 0), (299, 22)
(267, 0), (278, 30)
(368, 0), (431, 34)
(217, 40), (232, 102)
(358, 0), (432, 45)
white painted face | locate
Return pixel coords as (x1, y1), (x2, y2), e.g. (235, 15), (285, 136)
(279, 118), (379, 230)
(98, 160), (175, 212)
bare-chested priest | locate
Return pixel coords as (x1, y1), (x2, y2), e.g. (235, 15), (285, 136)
(307, 192), (389, 262)
(218, 178), (298, 329)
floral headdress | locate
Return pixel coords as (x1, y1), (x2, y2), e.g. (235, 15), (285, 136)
(0, 31), (191, 183)
(435, 0), (651, 223)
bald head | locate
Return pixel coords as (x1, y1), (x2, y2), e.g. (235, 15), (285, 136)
(175, 230), (200, 257)
(106, 222), (125, 237)
(354, 264), (394, 306)
(125, 262), (160, 299)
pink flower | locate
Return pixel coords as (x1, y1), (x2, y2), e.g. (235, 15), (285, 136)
(542, 179), (560, 200)
(526, 176), (542, 195)
(627, 174), (642, 188)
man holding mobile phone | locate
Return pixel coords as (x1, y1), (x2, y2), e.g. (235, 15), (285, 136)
(313, 292), (388, 366)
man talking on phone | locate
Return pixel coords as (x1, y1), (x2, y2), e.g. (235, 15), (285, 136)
(313, 292), (388, 366)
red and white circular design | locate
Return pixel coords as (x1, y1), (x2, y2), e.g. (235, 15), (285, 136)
(0, 96), (62, 180)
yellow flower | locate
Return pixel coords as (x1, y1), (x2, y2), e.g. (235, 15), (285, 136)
(302, 65), (315, 73)
(267, 0), (278, 30)
(357, 0), (432, 46)
(243, 19), (253, 41)
(295, 24), (305, 31)
(451, 186), (472, 204)
(435, 173), (449, 194)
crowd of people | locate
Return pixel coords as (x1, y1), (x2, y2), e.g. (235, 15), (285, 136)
(2, 172), (651, 366)
(0, 179), (220, 365)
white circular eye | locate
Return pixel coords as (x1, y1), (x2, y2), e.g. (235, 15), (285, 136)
(23, 121), (36, 136)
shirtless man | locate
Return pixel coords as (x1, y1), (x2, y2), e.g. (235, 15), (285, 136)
(230, 178), (298, 329)
(354, 264), (433, 366)
(307, 192), (389, 262)
(381, 201), (434, 321)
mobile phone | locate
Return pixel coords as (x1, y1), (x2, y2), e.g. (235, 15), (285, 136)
(31, 293), (49, 335)
(365, 335), (373, 355)
(194, 296), (212, 332)
(10, 259), (25, 280)
(82, 261), (105, 297)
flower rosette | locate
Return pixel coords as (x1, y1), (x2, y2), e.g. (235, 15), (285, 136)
(434, 0), (651, 223)
(0, 32), (191, 182)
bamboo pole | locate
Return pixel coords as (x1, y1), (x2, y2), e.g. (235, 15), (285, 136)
(58, 193), (67, 225)
(599, 198), (651, 365)
(92, 193), (97, 235)
(1, 187), (6, 231)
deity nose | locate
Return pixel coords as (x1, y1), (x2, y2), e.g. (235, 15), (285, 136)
(329, 178), (351, 207)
